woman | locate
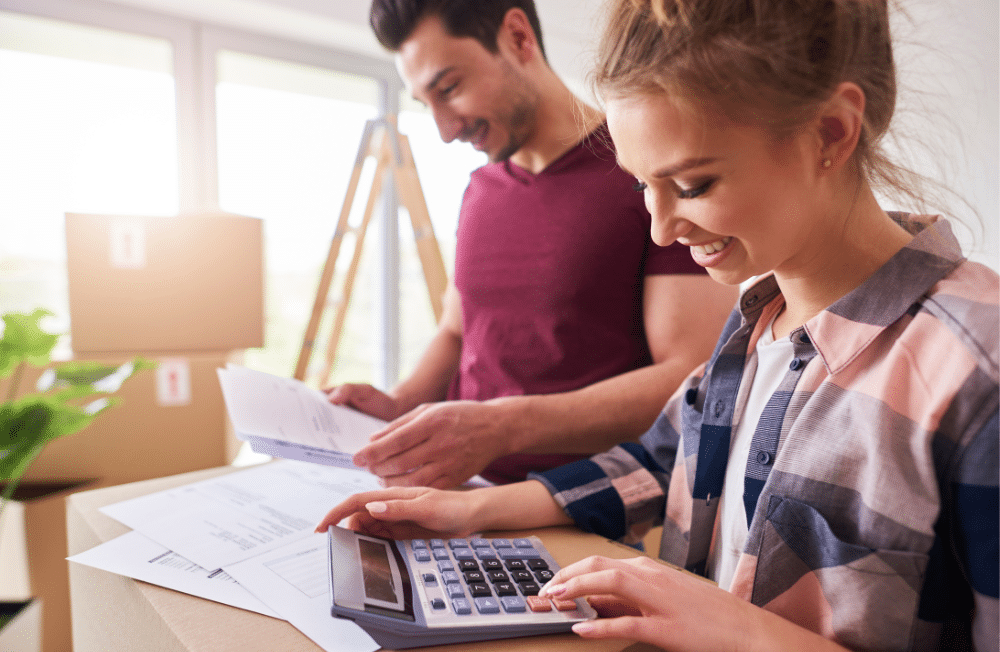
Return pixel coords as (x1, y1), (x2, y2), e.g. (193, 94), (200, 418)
(318, 0), (998, 649)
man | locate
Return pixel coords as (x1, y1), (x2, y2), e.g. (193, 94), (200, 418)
(327, 0), (737, 488)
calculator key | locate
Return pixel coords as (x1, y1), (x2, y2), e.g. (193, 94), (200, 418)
(458, 560), (479, 572)
(448, 538), (469, 548)
(453, 548), (475, 560)
(422, 573), (437, 585)
(411, 540), (428, 549)
(430, 539), (446, 549)
(487, 571), (509, 584)
(464, 570), (485, 583)
(513, 538), (534, 548)
(526, 596), (552, 612)
(470, 538), (490, 548)
(475, 547), (497, 559)
(430, 598), (446, 610)
(481, 559), (503, 571)
(494, 582), (517, 596)
(452, 598), (472, 615)
(413, 549), (431, 563)
(500, 596), (527, 613)
(474, 597), (501, 614)
(517, 581), (541, 596)
(491, 538), (512, 548)
(504, 559), (527, 571)
(468, 582), (492, 598)
(552, 598), (578, 611)
(441, 571), (461, 585)
(535, 570), (555, 583)
(510, 570), (533, 583)
(433, 548), (451, 561)
(526, 559), (549, 571)
(438, 560), (455, 573)
(446, 583), (466, 598)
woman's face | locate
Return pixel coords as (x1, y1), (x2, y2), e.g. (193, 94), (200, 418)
(606, 92), (825, 287)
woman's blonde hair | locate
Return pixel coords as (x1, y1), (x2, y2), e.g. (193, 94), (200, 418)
(593, 0), (927, 206)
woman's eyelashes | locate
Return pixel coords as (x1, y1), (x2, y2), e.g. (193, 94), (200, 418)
(632, 177), (717, 199)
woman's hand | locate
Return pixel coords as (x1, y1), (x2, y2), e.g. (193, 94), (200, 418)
(539, 556), (850, 652)
(314, 486), (482, 540)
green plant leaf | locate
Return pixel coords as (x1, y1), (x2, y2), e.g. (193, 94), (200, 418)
(0, 309), (58, 377)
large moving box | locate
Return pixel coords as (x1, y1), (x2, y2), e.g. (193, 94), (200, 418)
(65, 212), (264, 354)
(1, 481), (97, 652)
(3, 352), (243, 484)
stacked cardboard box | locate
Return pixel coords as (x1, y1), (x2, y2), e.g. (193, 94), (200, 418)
(0, 212), (266, 652)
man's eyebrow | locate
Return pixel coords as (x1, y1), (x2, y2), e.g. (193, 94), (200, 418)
(423, 66), (456, 95)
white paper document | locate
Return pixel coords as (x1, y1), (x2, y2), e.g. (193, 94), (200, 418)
(217, 363), (387, 468)
(67, 530), (282, 618)
(100, 460), (382, 571)
(224, 533), (379, 652)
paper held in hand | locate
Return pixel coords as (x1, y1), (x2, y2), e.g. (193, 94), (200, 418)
(216, 364), (386, 468)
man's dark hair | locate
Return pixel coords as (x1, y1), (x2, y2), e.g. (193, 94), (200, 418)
(370, 0), (546, 59)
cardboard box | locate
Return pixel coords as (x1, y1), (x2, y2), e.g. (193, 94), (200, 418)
(66, 212), (264, 353)
(1, 480), (97, 652)
(0, 599), (43, 652)
(66, 465), (664, 652)
(2, 351), (243, 484)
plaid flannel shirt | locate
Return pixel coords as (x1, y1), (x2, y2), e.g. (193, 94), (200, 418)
(532, 216), (999, 651)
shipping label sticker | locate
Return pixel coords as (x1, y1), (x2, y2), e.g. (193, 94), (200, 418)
(156, 358), (192, 407)
(109, 220), (147, 269)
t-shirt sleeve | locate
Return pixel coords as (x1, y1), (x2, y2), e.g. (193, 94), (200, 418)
(645, 240), (707, 276)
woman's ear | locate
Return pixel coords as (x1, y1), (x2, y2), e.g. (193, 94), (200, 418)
(497, 8), (540, 65)
(817, 82), (866, 172)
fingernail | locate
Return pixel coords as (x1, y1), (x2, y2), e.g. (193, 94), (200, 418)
(572, 622), (596, 635)
(366, 501), (387, 514)
(540, 583), (565, 597)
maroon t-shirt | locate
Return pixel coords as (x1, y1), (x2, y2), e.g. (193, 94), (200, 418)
(449, 126), (705, 484)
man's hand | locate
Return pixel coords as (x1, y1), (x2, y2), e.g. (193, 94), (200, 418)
(325, 383), (407, 422)
(353, 400), (511, 489)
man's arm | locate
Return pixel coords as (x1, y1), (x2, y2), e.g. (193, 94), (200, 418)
(326, 283), (462, 420)
(353, 274), (737, 487)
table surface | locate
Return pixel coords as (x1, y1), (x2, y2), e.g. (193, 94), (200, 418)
(67, 463), (663, 652)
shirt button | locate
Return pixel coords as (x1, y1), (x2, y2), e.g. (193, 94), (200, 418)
(789, 358), (804, 371)
(713, 401), (725, 418)
(685, 388), (698, 405)
(799, 332), (811, 344)
(755, 451), (772, 465)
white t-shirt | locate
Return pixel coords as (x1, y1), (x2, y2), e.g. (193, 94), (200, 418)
(707, 315), (795, 590)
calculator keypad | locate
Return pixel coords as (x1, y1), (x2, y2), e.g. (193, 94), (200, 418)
(410, 536), (577, 619)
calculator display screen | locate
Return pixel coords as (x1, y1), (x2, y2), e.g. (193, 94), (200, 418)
(356, 535), (414, 620)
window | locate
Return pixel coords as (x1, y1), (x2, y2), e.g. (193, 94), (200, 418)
(0, 10), (177, 343)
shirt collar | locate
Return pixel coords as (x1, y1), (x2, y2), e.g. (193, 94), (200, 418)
(738, 215), (965, 373)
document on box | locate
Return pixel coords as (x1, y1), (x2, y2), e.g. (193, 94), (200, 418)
(67, 530), (282, 618)
(217, 364), (387, 468)
(224, 533), (379, 652)
(100, 460), (382, 571)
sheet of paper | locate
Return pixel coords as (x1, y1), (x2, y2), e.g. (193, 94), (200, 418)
(68, 530), (281, 618)
(217, 364), (387, 455)
(224, 533), (379, 652)
(100, 460), (382, 571)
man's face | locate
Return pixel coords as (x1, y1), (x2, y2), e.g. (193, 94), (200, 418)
(397, 16), (539, 162)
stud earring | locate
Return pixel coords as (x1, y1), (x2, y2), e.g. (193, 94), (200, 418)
(821, 158), (832, 169)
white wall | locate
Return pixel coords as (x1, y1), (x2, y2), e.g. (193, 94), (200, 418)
(51, 0), (1000, 269)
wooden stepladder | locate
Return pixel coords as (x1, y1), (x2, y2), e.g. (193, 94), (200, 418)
(294, 117), (448, 385)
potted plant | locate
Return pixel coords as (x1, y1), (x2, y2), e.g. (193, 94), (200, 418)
(0, 308), (153, 648)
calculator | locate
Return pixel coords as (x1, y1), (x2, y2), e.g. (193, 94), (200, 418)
(326, 526), (597, 649)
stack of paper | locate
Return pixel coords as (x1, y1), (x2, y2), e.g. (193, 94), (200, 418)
(68, 459), (384, 652)
(216, 363), (388, 468)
